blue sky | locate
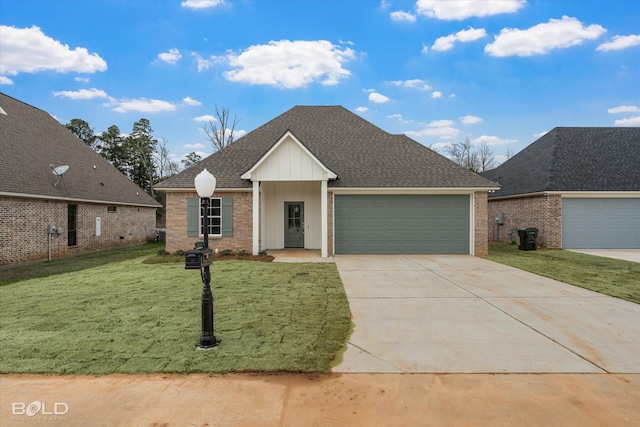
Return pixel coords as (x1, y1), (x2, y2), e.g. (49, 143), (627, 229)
(1, 0), (639, 167)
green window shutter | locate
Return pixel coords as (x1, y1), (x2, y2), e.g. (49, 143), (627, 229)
(222, 197), (233, 237)
(187, 197), (200, 237)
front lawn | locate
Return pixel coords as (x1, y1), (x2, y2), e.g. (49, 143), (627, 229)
(487, 243), (640, 304)
(0, 256), (351, 375)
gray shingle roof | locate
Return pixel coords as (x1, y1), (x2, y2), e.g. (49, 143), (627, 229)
(157, 105), (497, 189)
(0, 92), (160, 207)
(481, 127), (640, 198)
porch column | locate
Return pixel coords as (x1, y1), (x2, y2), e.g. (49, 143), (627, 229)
(252, 180), (260, 255)
(321, 179), (328, 258)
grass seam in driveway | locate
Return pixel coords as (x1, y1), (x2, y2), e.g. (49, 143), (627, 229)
(487, 243), (640, 304)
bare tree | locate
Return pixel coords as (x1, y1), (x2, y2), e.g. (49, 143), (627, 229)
(203, 105), (240, 151)
(156, 138), (180, 179)
(505, 147), (516, 160)
(446, 137), (479, 172)
(476, 142), (496, 172)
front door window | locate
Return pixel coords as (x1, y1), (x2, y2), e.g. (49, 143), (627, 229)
(284, 202), (304, 248)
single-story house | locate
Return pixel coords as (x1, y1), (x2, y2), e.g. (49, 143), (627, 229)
(0, 92), (160, 266)
(156, 105), (498, 257)
(481, 127), (640, 249)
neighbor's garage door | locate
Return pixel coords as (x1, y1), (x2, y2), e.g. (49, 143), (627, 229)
(334, 195), (470, 254)
(562, 198), (640, 249)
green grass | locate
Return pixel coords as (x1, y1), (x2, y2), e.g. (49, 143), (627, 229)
(0, 255), (351, 375)
(0, 242), (165, 285)
(487, 243), (640, 304)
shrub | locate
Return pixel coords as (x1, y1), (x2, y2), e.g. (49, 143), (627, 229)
(237, 249), (250, 256)
(258, 249), (268, 256)
(173, 250), (185, 256)
(221, 249), (234, 256)
(157, 249), (170, 256)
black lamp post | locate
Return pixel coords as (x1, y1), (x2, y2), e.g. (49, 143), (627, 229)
(194, 168), (218, 349)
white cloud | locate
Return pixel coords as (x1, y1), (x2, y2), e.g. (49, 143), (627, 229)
(157, 48), (182, 64)
(608, 105), (640, 114)
(0, 25), (107, 76)
(432, 27), (486, 51)
(485, 16), (606, 57)
(182, 96), (201, 106)
(193, 114), (216, 122)
(614, 116), (640, 126)
(390, 11), (416, 23)
(431, 91), (442, 98)
(471, 135), (516, 146)
(534, 130), (550, 138)
(223, 40), (356, 88)
(406, 119), (460, 139)
(191, 53), (226, 71)
(416, 0), (526, 21)
(74, 76), (89, 83)
(387, 79), (432, 90)
(369, 92), (390, 103)
(597, 34), (640, 51)
(429, 119), (454, 127)
(53, 88), (108, 99)
(0, 75), (14, 85)
(461, 115), (482, 124)
(181, 0), (224, 10)
(108, 98), (177, 113)
(355, 106), (369, 113)
(184, 142), (206, 150)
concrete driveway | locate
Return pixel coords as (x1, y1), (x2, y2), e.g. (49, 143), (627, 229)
(333, 255), (640, 374)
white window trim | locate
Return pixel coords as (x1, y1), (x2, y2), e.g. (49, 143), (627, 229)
(200, 197), (222, 237)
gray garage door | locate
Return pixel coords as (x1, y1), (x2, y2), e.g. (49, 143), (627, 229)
(562, 198), (640, 249)
(334, 195), (470, 254)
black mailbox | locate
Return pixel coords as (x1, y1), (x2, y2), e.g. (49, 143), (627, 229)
(185, 246), (213, 269)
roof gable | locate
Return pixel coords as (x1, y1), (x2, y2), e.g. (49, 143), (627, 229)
(241, 131), (337, 181)
(157, 105), (497, 190)
(0, 92), (160, 207)
(482, 127), (640, 197)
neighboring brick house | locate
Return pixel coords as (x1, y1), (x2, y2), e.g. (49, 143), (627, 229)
(156, 106), (498, 257)
(481, 127), (640, 249)
(0, 93), (160, 266)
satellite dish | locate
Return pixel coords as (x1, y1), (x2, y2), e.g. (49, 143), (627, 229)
(51, 165), (69, 175)
(50, 164), (69, 188)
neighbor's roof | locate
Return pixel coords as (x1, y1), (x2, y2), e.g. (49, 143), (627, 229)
(156, 105), (497, 190)
(0, 92), (160, 207)
(481, 127), (640, 198)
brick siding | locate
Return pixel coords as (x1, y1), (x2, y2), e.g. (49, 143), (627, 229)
(165, 191), (253, 254)
(0, 196), (156, 266)
(474, 191), (489, 257)
(486, 194), (562, 248)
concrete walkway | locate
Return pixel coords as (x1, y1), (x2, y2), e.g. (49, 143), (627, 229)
(334, 255), (640, 374)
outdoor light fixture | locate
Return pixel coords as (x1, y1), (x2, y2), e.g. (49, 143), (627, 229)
(189, 168), (218, 349)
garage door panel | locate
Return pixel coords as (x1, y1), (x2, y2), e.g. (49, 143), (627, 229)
(334, 195), (470, 254)
(562, 198), (640, 249)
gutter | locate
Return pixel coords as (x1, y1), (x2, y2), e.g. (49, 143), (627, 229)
(0, 191), (161, 208)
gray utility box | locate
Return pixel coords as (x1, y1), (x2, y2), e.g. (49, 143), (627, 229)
(518, 228), (539, 251)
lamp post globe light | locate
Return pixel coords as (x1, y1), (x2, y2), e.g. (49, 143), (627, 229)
(193, 168), (217, 349)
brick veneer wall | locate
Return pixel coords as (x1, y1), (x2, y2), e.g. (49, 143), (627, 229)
(0, 196), (156, 266)
(165, 191), (253, 253)
(486, 194), (562, 248)
(474, 191), (489, 257)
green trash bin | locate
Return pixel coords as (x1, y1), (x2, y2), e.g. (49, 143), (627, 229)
(518, 228), (538, 251)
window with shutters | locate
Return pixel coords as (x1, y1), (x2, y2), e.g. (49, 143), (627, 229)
(188, 196), (232, 238)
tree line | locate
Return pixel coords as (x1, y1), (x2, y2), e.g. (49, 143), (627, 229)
(64, 106), (239, 201)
